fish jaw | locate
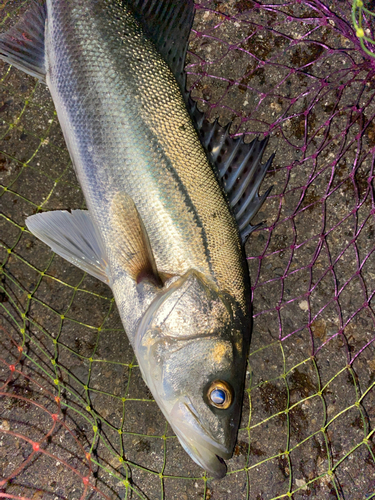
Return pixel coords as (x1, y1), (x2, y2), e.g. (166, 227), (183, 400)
(170, 398), (232, 478)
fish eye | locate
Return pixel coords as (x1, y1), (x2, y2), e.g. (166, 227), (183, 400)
(207, 380), (233, 409)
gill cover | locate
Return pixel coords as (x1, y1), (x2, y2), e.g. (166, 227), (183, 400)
(134, 270), (247, 478)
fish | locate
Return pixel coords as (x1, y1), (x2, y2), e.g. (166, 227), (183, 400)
(0, 0), (273, 478)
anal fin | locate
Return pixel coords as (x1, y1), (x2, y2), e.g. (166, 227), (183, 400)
(26, 210), (110, 284)
(0, 1), (47, 82)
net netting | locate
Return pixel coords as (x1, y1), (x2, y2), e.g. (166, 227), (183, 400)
(1, 0), (374, 499)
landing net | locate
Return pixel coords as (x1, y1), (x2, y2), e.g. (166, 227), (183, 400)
(1, 1), (374, 498)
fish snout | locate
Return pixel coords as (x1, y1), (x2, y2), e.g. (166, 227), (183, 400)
(170, 399), (233, 479)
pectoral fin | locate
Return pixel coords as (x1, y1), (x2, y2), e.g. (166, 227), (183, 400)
(26, 210), (110, 283)
(109, 193), (161, 286)
(26, 196), (159, 288)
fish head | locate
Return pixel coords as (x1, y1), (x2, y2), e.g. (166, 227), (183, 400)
(134, 270), (249, 478)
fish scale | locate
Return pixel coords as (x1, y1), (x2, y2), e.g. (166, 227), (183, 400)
(53, 0), (248, 311)
(53, 1), (240, 297)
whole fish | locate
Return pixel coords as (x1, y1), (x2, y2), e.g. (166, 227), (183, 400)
(0, 0), (272, 477)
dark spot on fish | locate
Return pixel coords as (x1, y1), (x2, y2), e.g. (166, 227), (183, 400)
(211, 212), (217, 219)
(179, 124), (186, 131)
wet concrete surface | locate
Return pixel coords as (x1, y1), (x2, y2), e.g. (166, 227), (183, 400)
(0, 1), (374, 499)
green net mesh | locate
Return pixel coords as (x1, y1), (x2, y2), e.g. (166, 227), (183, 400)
(1, 1), (374, 499)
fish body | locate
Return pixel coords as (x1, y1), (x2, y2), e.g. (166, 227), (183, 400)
(0, 0), (272, 477)
(46, 0), (249, 324)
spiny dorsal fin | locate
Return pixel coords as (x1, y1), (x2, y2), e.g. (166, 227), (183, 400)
(0, 0), (47, 82)
(211, 132), (274, 242)
(195, 109), (274, 242)
(125, 0), (195, 96)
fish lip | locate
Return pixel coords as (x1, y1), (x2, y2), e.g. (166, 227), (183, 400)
(170, 398), (233, 478)
(182, 401), (232, 459)
(175, 424), (230, 478)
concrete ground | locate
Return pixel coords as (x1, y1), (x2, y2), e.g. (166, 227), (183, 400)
(0, 0), (374, 499)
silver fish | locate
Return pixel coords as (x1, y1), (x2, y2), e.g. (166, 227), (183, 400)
(0, 0), (272, 477)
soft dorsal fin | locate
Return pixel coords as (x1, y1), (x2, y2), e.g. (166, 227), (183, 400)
(126, 0), (194, 96)
(0, 0), (47, 82)
(126, 1), (274, 241)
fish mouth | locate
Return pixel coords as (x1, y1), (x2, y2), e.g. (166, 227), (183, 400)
(170, 398), (232, 479)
